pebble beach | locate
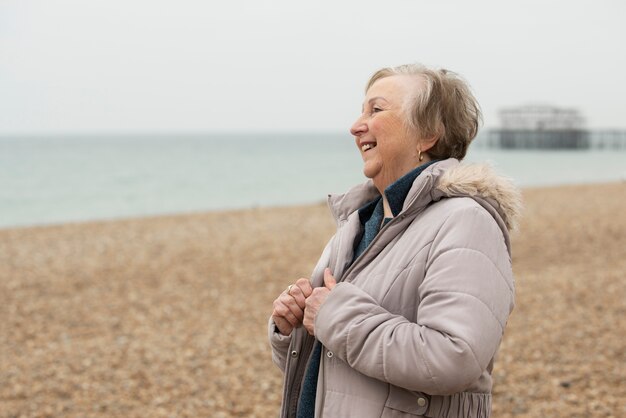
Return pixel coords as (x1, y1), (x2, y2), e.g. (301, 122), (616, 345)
(1, 182), (625, 418)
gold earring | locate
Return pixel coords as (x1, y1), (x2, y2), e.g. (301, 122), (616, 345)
(418, 149), (424, 161)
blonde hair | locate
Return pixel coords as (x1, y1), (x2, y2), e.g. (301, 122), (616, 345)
(366, 63), (482, 160)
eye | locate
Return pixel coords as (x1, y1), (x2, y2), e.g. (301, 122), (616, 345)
(372, 106), (383, 114)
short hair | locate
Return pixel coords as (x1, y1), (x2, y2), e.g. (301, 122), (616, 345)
(366, 63), (482, 160)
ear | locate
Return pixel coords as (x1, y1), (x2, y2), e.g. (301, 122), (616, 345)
(419, 134), (439, 153)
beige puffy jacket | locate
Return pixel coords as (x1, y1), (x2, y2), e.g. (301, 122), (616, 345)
(269, 159), (522, 418)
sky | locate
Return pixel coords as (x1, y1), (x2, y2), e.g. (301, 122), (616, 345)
(1, 0), (625, 135)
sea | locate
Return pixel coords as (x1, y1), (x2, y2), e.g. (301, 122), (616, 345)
(1, 133), (625, 229)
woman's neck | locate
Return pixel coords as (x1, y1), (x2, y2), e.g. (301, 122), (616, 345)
(382, 197), (393, 219)
(376, 156), (434, 219)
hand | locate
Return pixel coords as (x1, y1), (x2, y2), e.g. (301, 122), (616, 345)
(303, 268), (337, 336)
(272, 278), (313, 336)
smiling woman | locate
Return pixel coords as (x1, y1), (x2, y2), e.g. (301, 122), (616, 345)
(268, 63), (522, 418)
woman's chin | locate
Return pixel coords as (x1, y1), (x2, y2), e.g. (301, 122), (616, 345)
(362, 162), (382, 180)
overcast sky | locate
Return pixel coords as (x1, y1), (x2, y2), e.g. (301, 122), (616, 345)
(1, 0), (625, 134)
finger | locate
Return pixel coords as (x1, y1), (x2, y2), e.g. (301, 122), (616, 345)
(324, 268), (337, 290)
(273, 299), (301, 327)
(287, 284), (307, 310)
(272, 315), (293, 336)
(295, 278), (313, 298)
(304, 289), (318, 310)
(283, 284), (294, 296)
(303, 311), (315, 336)
(280, 293), (305, 321)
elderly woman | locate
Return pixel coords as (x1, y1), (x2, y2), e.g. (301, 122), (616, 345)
(269, 63), (521, 418)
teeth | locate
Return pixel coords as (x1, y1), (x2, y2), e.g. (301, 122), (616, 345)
(362, 143), (373, 151)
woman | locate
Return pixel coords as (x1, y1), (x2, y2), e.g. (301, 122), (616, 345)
(269, 63), (521, 418)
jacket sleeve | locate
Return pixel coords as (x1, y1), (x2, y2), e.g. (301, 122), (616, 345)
(314, 205), (515, 395)
(268, 317), (293, 372)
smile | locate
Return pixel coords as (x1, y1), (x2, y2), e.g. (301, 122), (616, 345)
(361, 143), (377, 152)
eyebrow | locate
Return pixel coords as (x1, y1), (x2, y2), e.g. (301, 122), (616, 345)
(361, 96), (389, 112)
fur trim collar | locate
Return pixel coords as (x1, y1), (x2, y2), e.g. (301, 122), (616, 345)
(436, 163), (523, 231)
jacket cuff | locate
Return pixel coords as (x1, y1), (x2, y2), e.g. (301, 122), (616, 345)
(268, 317), (293, 372)
(268, 317), (293, 352)
(268, 317), (292, 345)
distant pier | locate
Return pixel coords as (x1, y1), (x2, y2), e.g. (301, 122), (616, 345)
(482, 105), (626, 150)
(484, 129), (626, 150)
(589, 130), (626, 149)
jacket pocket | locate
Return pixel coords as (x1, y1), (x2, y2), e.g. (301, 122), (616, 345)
(381, 385), (429, 418)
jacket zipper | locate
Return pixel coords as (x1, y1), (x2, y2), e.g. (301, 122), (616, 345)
(316, 348), (327, 418)
(287, 334), (315, 418)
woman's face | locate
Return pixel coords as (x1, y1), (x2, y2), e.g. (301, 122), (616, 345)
(350, 75), (424, 191)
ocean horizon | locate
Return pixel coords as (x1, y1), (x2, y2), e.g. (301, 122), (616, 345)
(1, 133), (625, 229)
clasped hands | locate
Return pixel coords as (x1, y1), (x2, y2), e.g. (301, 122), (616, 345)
(272, 268), (336, 336)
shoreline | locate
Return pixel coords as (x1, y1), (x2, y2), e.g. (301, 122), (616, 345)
(2, 179), (624, 232)
(0, 201), (331, 232)
(1, 181), (624, 417)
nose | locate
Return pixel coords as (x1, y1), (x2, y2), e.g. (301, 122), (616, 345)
(350, 116), (367, 136)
